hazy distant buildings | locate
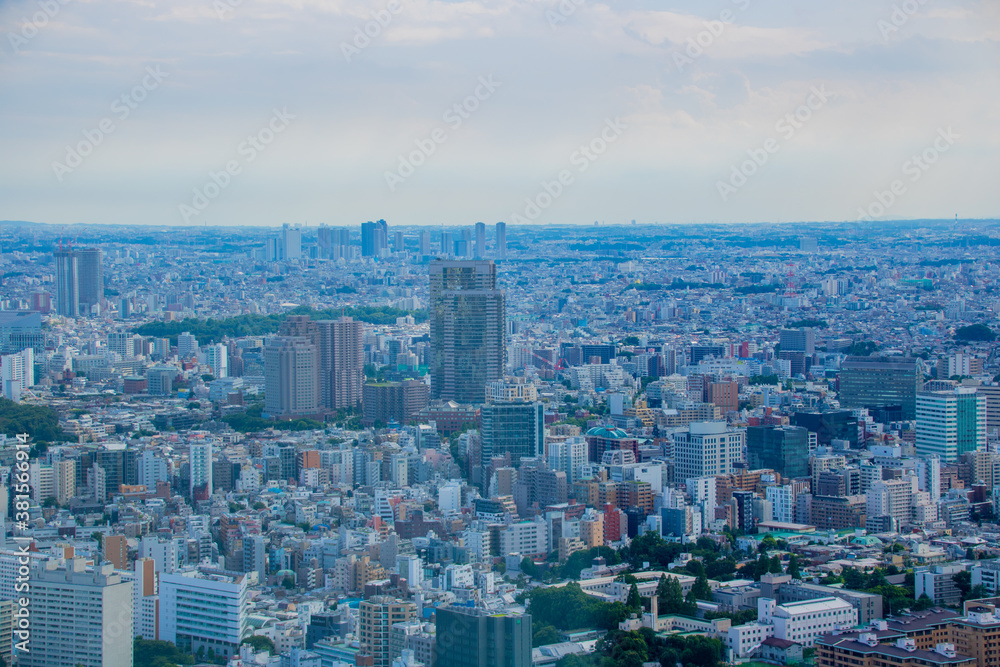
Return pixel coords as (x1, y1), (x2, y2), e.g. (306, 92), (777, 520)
(75, 247), (103, 313)
(429, 260), (506, 404)
(362, 220), (389, 258)
(839, 356), (922, 420)
(495, 222), (506, 258)
(474, 222), (486, 259)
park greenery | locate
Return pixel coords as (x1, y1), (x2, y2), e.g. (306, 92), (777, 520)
(132, 305), (426, 344)
(0, 398), (64, 443)
(556, 628), (725, 667)
(955, 323), (996, 342)
(221, 404), (324, 433)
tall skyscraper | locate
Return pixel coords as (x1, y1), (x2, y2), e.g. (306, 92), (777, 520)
(839, 356), (922, 420)
(916, 388), (987, 463)
(495, 221), (506, 258)
(474, 222), (486, 259)
(429, 260), (506, 404)
(317, 317), (363, 410)
(747, 425), (809, 478)
(433, 606), (532, 667)
(75, 247), (103, 313)
(22, 558), (134, 667)
(264, 336), (321, 419)
(419, 230), (431, 256)
(54, 247), (79, 317)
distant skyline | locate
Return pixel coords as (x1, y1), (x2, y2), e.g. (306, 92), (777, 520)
(1, 0), (997, 227)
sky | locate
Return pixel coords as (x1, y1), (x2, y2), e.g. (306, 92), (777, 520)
(0, 0), (997, 227)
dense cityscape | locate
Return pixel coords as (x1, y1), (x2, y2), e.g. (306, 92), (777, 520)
(0, 218), (999, 667)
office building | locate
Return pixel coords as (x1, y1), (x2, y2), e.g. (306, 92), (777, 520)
(481, 400), (544, 467)
(0, 600), (11, 667)
(433, 605), (532, 667)
(419, 230), (431, 256)
(839, 356), (922, 420)
(673, 421), (745, 483)
(791, 410), (859, 448)
(495, 222), (506, 259)
(264, 336), (321, 419)
(429, 260), (506, 403)
(363, 380), (430, 425)
(317, 317), (363, 410)
(21, 558), (133, 667)
(358, 597), (416, 667)
(747, 425), (809, 478)
(915, 388), (987, 463)
(159, 568), (250, 660)
(177, 331), (199, 358)
(780, 328), (816, 354)
(133, 558), (159, 640)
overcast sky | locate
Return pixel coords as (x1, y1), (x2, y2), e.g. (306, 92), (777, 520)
(0, 0), (997, 227)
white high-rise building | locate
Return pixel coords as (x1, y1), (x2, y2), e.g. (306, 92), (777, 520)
(916, 388), (987, 463)
(21, 558), (134, 667)
(204, 343), (228, 379)
(438, 481), (461, 514)
(159, 568), (250, 661)
(867, 476), (918, 528)
(139, 450), (171, 491)
(189, 442), (213, 499)
(687, 475), (718, 521)
(673, 421), (745, 482)
(1, 347), (34, 401)
(177, 332), (199, 359)
(766, 485), (796, 524)
(134, 557), (159, 639)
(548, 436), (588, 484)
(141, 536), (180, 574)
(916, 456), (942, 503)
